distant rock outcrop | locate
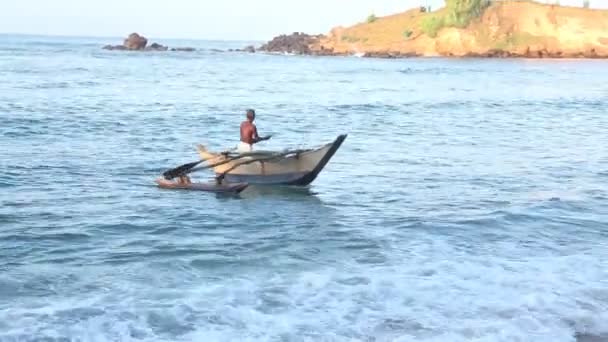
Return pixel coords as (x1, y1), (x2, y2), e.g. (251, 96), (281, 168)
(258, 32), (323, 55)
(102, 44), (126, 51)
(124, 33), (147, 50)
(171, 47), (196, 52)
(147, 42), (168, 51)
(102, 33), (195, 52)
(230, 45), (256, 53)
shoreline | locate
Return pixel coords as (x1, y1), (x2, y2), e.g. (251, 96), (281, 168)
(253, 50), (608, 60)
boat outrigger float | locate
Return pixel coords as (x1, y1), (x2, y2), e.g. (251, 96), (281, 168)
(156, 134), (347, 193)
(155, 178), (249, 194)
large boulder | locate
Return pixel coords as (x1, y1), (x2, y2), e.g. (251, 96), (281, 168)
(123, 33), (148, 50)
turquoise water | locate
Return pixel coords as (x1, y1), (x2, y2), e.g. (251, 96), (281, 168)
(1, 34), (608, 341)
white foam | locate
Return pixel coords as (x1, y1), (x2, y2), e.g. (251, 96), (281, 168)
(1, 226), (607, 341)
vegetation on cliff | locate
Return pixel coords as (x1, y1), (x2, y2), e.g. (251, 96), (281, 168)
(258, 1), (608, 58)
(421, 0), (491, 37)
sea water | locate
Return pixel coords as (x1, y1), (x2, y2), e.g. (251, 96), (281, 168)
(0, 34), (607, 341)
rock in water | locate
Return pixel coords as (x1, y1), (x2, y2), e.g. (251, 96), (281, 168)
(102, 33), (195, 52)
(146, 42), (168, 51)
(123, 33), (148, 50)
(102, 44), (126, 51)
(103, 33), (149, 51)
(258, 32), (322, 55)
(171, 47), (196, 52)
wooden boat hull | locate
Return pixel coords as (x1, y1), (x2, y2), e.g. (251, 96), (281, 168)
(155, 178), (249, 193)
(197, 134), (347, 186)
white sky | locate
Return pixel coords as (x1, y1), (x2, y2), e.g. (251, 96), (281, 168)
(0, 0), (605, 40)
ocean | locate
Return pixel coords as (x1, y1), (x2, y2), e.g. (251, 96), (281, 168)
(0, 34), (607, 341)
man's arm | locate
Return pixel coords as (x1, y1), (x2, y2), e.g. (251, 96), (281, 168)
(252, 125), (260, 141)
(252, 125), (271, 144)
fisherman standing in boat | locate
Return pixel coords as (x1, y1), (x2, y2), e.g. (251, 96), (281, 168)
(238, 109), (271, 152)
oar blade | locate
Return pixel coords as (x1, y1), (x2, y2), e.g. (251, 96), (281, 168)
(162, 160), (202, 180)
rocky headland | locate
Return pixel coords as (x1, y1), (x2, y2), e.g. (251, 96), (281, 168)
(255, 1), (608, 58)
(103, 33), (195, 52)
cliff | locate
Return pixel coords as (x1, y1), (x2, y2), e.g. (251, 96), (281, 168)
(261, 1), (608, 58)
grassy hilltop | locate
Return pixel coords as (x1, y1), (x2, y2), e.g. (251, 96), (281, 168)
(304, 0), (608, 57)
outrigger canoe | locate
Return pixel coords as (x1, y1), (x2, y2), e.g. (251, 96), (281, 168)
(155, 178), (249, 194)
(196, 134), (347, 186)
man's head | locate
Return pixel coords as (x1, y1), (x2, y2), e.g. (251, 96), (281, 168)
(246, 109), (255, 122)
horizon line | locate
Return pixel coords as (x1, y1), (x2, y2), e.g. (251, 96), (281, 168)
(0, 31), (266, 43)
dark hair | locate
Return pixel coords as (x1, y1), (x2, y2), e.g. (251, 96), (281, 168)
(246, 109), (255, 116)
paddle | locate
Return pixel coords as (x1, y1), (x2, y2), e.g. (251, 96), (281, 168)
(177, 136), (274, 177)
(162, 160), (205, 180)
(162, 136), (295, 181)
(162, 150), (275, 180)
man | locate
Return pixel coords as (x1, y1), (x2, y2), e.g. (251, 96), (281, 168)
(238, 109), (271, 152)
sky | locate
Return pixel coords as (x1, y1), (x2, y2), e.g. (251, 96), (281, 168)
(0, 0), (605, 41)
